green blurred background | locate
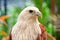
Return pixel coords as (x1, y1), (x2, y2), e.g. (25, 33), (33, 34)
(0, 0), (60, 40)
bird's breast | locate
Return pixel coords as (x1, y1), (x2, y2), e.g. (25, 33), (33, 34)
(11, 22), (41, 40)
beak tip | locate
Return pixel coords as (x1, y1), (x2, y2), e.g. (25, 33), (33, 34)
(39, 14), (42, 18)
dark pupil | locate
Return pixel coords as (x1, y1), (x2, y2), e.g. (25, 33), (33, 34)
(29, 10), (33, 13)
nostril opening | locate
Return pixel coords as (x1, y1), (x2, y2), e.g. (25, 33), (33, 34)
(37, 12), (40, 14)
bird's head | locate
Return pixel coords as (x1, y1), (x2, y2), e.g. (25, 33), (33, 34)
(18, 6), (42, 21)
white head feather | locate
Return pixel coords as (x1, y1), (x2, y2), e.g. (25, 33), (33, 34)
(17, 6), (42, 22)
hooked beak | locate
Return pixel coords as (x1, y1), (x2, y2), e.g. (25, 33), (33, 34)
(36, 11), (42, 18)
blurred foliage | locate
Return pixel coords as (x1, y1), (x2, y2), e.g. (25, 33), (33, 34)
(6, 7), (22, 30)
(55, 0), (60, 14)
(33, 0), (43, 11)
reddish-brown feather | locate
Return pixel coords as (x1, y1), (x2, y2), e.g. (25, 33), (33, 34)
(39, 24), (47, 40)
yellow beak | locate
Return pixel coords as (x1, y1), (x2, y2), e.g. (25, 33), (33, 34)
(36, 12), (42, 18)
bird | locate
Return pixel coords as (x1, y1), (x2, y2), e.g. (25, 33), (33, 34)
(2, 6), (56, 40)
(11, 6), (42, 40)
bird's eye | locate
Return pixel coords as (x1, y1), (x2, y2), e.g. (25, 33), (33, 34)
(29, 10), (33, 13)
